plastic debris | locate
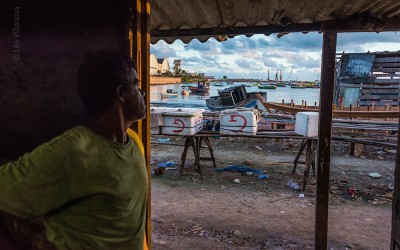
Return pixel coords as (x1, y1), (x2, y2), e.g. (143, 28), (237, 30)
(254, 146), (262, 150)
(368, 173), (381, 179)
(158, 161), (175, 167)
(158, 138), (170, 143)
(233, 179), (240, 184)
(287, 180), (300, 191)
(299, 193), (305, 198)
(216, 165), (267, 179)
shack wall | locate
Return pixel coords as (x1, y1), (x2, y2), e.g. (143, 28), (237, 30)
(0, 1), (130, 158)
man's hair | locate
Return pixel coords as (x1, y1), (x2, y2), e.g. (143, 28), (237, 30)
(77, 50), (136, 116)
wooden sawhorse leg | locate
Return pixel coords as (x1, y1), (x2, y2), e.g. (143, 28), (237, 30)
(293, 139), (307, 174)
(180, 136), (217, 178)
(302, 139), (313, 192)
(200, 137), (216, 168)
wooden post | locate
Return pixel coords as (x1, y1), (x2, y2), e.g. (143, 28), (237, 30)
(282, 99), (285, 105)
(315, 30), (337, 249)
(132, 0), (151, 248)
(391, 119), (400, 248)
(301, 100), (304, 108)
(304, 101), (307, 109)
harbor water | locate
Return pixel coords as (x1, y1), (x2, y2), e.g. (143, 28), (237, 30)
(150, 82), (320, 110)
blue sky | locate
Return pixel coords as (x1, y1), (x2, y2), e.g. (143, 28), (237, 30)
(150, 32), (399, 81)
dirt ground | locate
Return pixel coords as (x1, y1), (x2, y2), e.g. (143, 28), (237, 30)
(150, 135), (397, 250)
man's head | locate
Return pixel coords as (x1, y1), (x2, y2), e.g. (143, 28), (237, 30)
(77, 50), (146, 123)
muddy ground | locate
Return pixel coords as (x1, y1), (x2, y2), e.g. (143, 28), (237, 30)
(150, 135), (397, 249)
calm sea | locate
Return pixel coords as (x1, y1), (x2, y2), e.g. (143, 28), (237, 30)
(150, 82), (320, 110)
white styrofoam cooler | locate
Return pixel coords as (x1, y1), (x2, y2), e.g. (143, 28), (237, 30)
(161, 109), (204, 135)
(295, 112), (319, 137)
(220, 108), (260, 135)
(150, 107), (177, 134)
(150, 107), (204, 135)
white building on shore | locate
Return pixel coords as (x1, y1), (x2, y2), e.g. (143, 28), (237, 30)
(150, 54), (170, 75)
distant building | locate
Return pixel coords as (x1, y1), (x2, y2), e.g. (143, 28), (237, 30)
(150, 54), (170, 75)
(173, 60), (181, 75)
(204, 76), (215, 81)
(188, 73), (205, 78)
(157, 58), (170, 74)
(150, 54), (158, 75)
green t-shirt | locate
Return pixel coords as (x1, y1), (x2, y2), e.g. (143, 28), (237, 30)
(0, 126), (148, 249)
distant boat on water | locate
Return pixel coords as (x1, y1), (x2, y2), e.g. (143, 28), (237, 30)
(161, 89), (178, 98)
(189, 81), (210, 94)
(206, 85), (267, 111)
(258, 84), (276, 89)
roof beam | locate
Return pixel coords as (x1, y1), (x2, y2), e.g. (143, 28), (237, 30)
(321, 18), (400, 32)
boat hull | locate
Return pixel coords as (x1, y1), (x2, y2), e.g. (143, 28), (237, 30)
(206, 92), (267, 111)
(255, 94), (400, 119)
(161, 93), (178, 98)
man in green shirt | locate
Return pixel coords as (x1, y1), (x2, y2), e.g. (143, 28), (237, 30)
(0, 51), (148, 249)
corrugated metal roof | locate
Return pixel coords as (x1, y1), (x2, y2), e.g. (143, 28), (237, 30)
(150, 0), (400, 44)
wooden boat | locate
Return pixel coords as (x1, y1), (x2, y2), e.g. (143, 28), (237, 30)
(161, 89), (178, 98)
(290, 85), (306, 89)
(256, 94), (400, 118)
(206, 85), (267, 111)
(189, 81), (210, 93)
(258, 84), (276, 89)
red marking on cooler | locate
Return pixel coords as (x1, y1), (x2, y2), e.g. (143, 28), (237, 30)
(172, 118), (185, 133)
(229, 114), (247, 132)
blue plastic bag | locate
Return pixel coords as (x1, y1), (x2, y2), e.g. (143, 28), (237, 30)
(158, 161), (175, 167)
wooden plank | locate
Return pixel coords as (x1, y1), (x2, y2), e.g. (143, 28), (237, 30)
(340, 78), (400, 84)
(361, 89), (400, 94)
(372, 68), (400, 73)
(315, 31), (337, 249)
(133, 0), (152, 248)
(374, 62), (400, 68)
(391, 120), (400, 248)
(341, 83), (400, 88)
(375, 57), (400, 63)
(359, 94), (400, 100)
(370, 73), (400, 77)
(359, 101), (399, 106)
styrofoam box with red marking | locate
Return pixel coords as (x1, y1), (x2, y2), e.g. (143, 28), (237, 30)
(150, 107), (204, 135)
(295, 112), (319, 137)
(150, 107), (177, 134)
(220, 108), (260, 135)
(161, 109), (204, 135)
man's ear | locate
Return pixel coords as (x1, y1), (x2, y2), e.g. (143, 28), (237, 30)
(116, 85), (126, 102)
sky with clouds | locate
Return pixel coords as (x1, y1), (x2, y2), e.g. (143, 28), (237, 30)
(150, 32), (399, 81)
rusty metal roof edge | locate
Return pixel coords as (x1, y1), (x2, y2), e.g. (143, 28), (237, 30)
(150, 18), (400, 44)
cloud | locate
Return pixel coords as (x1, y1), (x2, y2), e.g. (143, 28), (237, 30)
(150, 41), (177, 58)
(186, 39), (220, 53)
(151, 31), (399, 81)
